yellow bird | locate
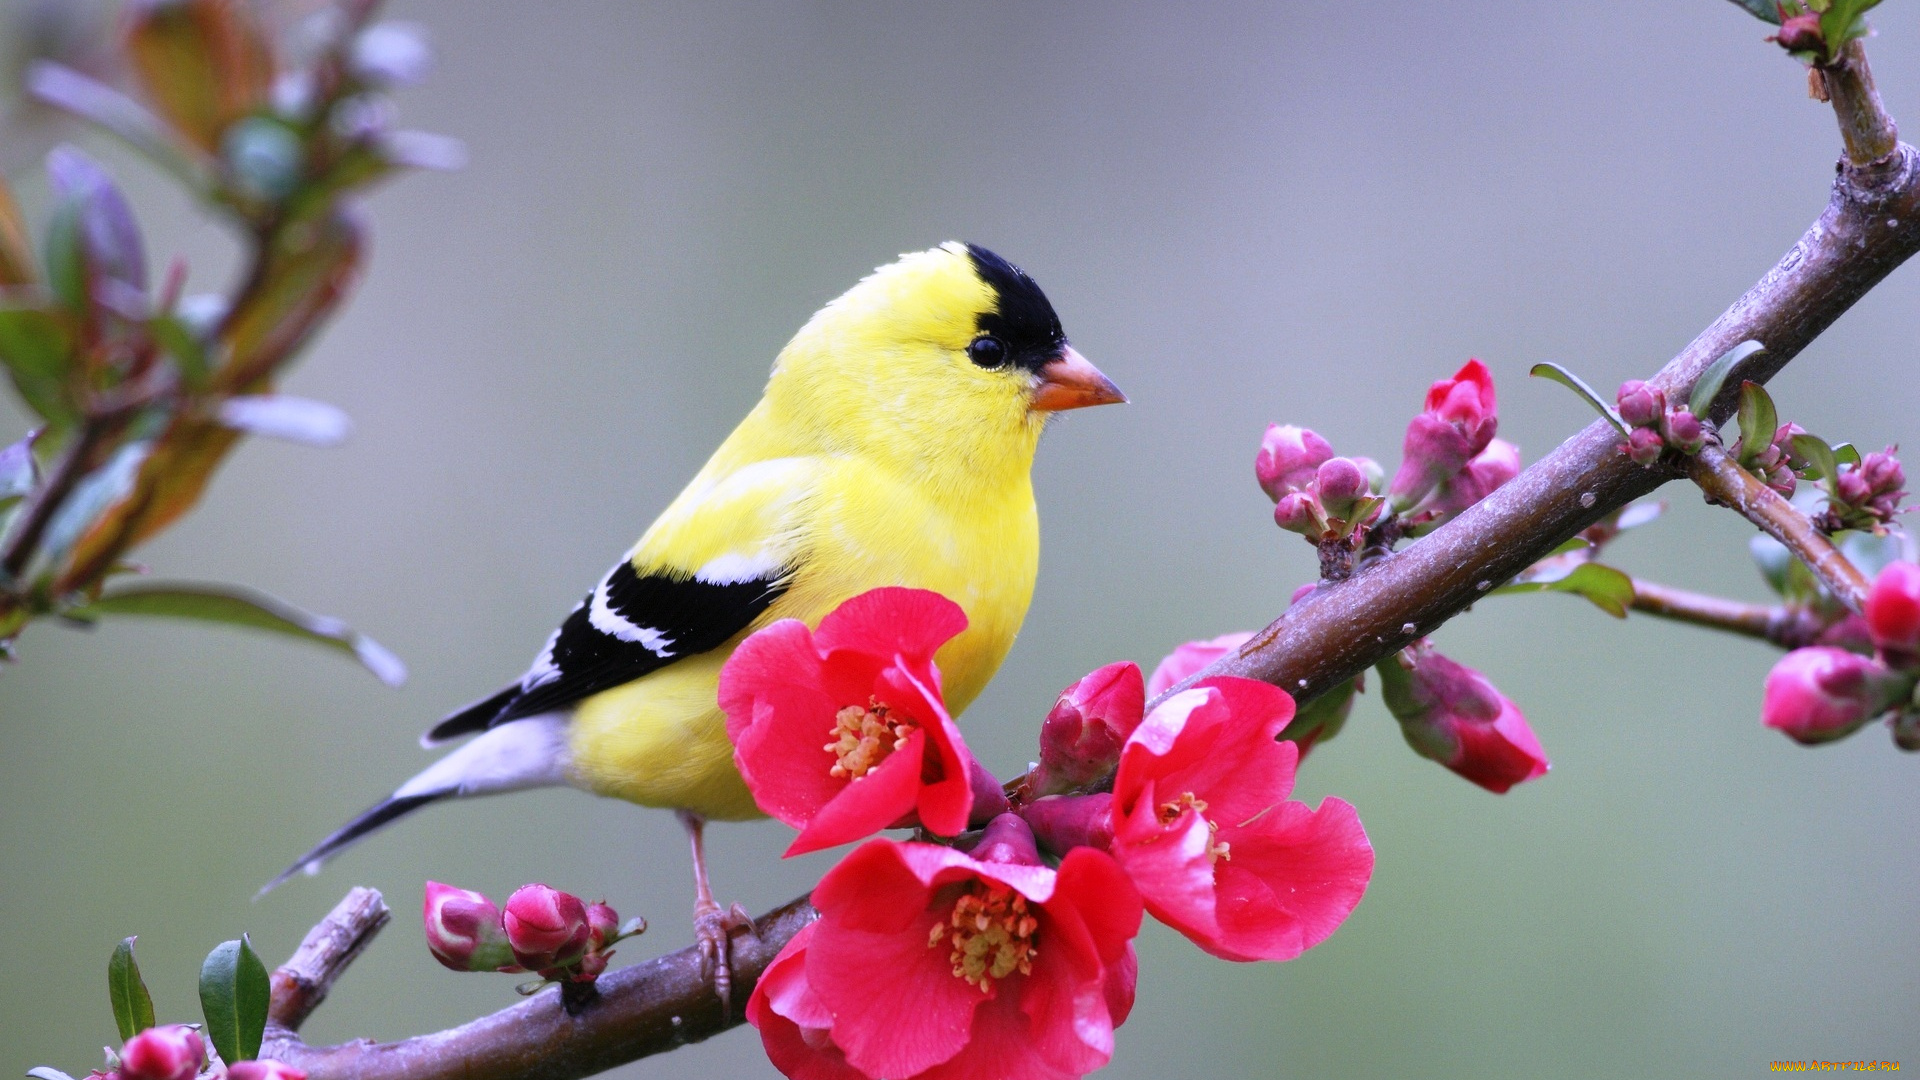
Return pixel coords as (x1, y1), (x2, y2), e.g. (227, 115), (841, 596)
(268, 242), (1123, 1002)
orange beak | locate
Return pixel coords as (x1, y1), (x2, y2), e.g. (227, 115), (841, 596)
(1029, 346), (1126, 412)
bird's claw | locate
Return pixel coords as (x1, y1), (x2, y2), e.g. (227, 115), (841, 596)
(694, 899), (756, 1017)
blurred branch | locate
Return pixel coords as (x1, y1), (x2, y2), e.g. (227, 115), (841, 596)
(1627, 576), (1828, 649)
(1686, 443), (1872, 613)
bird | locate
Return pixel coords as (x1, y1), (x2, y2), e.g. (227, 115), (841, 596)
(265, 241), (1125, 1009)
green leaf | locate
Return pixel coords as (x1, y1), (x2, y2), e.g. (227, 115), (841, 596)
(27, 1068), (80, 1080)
(1689, 340), (1766, 420)
(1791, 432), (1839, 487)
(1821, 0), (1882, 49)
(1493, 562), (1635, 617)
(1546, 537), (1593, 557)
(0, 307), (78, 426)
(1831, 441), (1862, 469)
(108, 936), (156, 1043)
(199, 936), (270, 1066)
(1751, 535), (1794, 597)
(1529, 362), (1627, 434)
(69, 581), (407, 687)
(149, 314), (211, 387)
(37, 440), (151, 573)
(1735, 381), (1778, 466)
(1727, 0), (1785, 23)
(216, 396), (352, 447)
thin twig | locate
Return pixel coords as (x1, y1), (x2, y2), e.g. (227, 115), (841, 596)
(1825, 38), (1899, 167)
(1686, 444), (1871, 613)
(1628, 576), (1827, 650)
(268, 886), (391, 1032)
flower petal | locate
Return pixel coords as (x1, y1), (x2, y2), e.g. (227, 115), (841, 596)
(1207, 796), (1373, 962)
(814, 587), (969, 669)
(786, 727), (929, 856)
(748, 925), (867, 1080)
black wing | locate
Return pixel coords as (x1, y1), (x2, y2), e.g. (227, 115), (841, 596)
(424, 559), (789, 744)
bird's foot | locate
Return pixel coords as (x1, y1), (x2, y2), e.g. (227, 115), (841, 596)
(694, 897), (756, 1018)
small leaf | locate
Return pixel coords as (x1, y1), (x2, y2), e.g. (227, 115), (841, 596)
(1726, 0), (1784, 23)
(47, 146), (147, 297)
(0, 307), (78, 426)
(216, 395), (352, 446)
(1615, 500), (1666, 531)
(108, 936), (156, 1043)
(125, 0), (275, 155)
(70, 582), (406, 686)
(1546, 537), (1593, 557)
(1820, 0), (1882, 50)
(1689, 340), (1766, 420)
(150, 314), (212, 388)
(38, 441), (152, 574)
(1841, 530), (1905, 580)
(1493, 562), (1635, 617)
(199, 936), (270, 1066)
(1751, 534), (1793, 597)
(27, 1068), (80, 1080)
(0, 434), (39, 503)
(1831, 441), (1862, 469)
(26, 64), (214, 191)
(1791, 432), (1840, 487)
(1530, 362), (1627, 434)
(1735, 381), (1778, 466)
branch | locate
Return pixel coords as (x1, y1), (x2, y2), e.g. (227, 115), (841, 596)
(1686, 443), (1871, 612)
(1825, 38), (1899, 167)
(269, 886), (391, 1032)
(263, 894), (817, 1080)
(1627, 576), (1827, 649)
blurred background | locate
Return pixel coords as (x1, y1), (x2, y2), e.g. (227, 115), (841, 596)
(3, 1), (1918, 1077)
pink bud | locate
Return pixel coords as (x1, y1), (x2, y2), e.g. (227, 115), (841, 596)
(423, 881), (516, 972)
(1378, 643), (1548, 793)
(1761, 647), (1907, 745)
(227, 1062), (308, 1080)
(1255, 424), (1334, 502)
(1034, 661), (1147, 795)
(1388, 360), (1499, 508)
(118, 1026), (203, 1080)
(1771, 12), (1825, 56)
(1867, 562), (1920, 661)
(1146, 632), (1253, 698)
(1273, 490), (1325, 536)
(1615, 380), (1665, 429)
(503, 884), (592, 971)
(1407, 438), (1521, 531)
(965, 812), (1044, 867)
(1019, 793), (1115, 855)
(586, 901), (620, 950)
(1316, 456), (1370, 519)
(1861, 447), (1904, 495)
(1661, 409), (1705, 455)
(1625, 426), (1664, 467)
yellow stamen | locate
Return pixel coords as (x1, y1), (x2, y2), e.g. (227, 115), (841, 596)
(824, 698), (917, 781)
(1159, 791), (1231, 863)
(928, 880), (1039, 992)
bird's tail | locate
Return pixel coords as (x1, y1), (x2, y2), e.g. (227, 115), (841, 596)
(259, 713), (572, 897)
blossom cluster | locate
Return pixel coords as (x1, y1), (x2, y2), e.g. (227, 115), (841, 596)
(718, 588), (1376, 1080)
(1815, 448), (1907, 533)
(1615, 379), (1707, 465)
(1763, 561), (1920, 748)
(81, 1024), (305, 1080)
(422, 881), (641, 988)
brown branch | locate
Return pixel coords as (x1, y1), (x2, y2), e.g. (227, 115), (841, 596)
(1825, 38), (1899, 167)
(261, 37), (1920, 1080)
(1627, 576), (1827, 649)
(269, 886), (391, 1032)
(263, 894), (816, 1080)
(1686, 444), (1871, 613)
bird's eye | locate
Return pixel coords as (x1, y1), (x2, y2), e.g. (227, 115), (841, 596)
(967, 335), (1009, 369)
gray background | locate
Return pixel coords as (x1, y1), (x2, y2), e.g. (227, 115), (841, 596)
(3, 2), (1917, 1077)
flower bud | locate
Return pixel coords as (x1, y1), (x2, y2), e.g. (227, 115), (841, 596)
(1019, 793), (1115, 855)
(1661, 408), (1705, 455)
(1406, 438), (1521, 533)
(1615, 380), (1665, 429)
(423, 881), (516, 972)
(1388, 359), (1498, 509)
(227, 1062), (308, 1080)
(503, 884), (592, 971)
(1315, 456), (1370, 520)
(964, 813), (1044, 867)
(1273, 490), (1325, 536)
(1761, 647), (1908, 745)
(586, 901), (620, 951)
(1625, 426), (1664, 467)
(1866, 561), (1920, 662)
(118, 1025), (203, 1080)
(1377, 643), (1548, 793)
(1255, 424), (1334, 502)
(1771, 13), (1825, 57)
(1034, 661), (1146, 795)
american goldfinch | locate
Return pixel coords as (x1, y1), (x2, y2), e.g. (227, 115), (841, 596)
(268, 242), (1122, 1003)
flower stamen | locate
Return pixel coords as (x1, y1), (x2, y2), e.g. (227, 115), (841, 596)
(929, 880), (1038, 991)
(825, 698), (917, 780)
(1160, 791), (1231, 863)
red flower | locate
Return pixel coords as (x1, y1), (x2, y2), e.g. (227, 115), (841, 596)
(1761, 647), (1907, 745)
(1866, 561), (1920, 662)
(1033, 661), (1146, 796)
(722, 588), (977, 856)
(1146, 632), (1253, 697)
(1109, 679), (1371, 962)
(1388, 359), (1498, 510)
(1378, 643), (1548, 793)
(502, 883), (592, 971)
(751, 817), (1141, 1080)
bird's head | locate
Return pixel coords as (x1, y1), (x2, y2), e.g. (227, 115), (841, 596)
(765, 242), (1124, 481)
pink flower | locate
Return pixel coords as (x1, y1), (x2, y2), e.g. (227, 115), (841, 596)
(1761, 647), (1907, 745)
(502, 883), (592, 971)
(722, 588), (977, 856)
(1615, 380), (1665, 429)
(1256, 424), (1335, 502)
(1867, 561), (1920, 661)
(1146, 632), (1253, 697)
(117, 1025), (203, 1080)
(227, 1062), (308, 1080)
(1379, 643), (1549, 793)
(1108, 678), (1372, 962)
(1033, 661), (1146, 796)
(423, 881), (516, 973)
(1405, 438), (1521, 533)
(753, 818), (1141, 1080)
(1388, 359), (1498, 509)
